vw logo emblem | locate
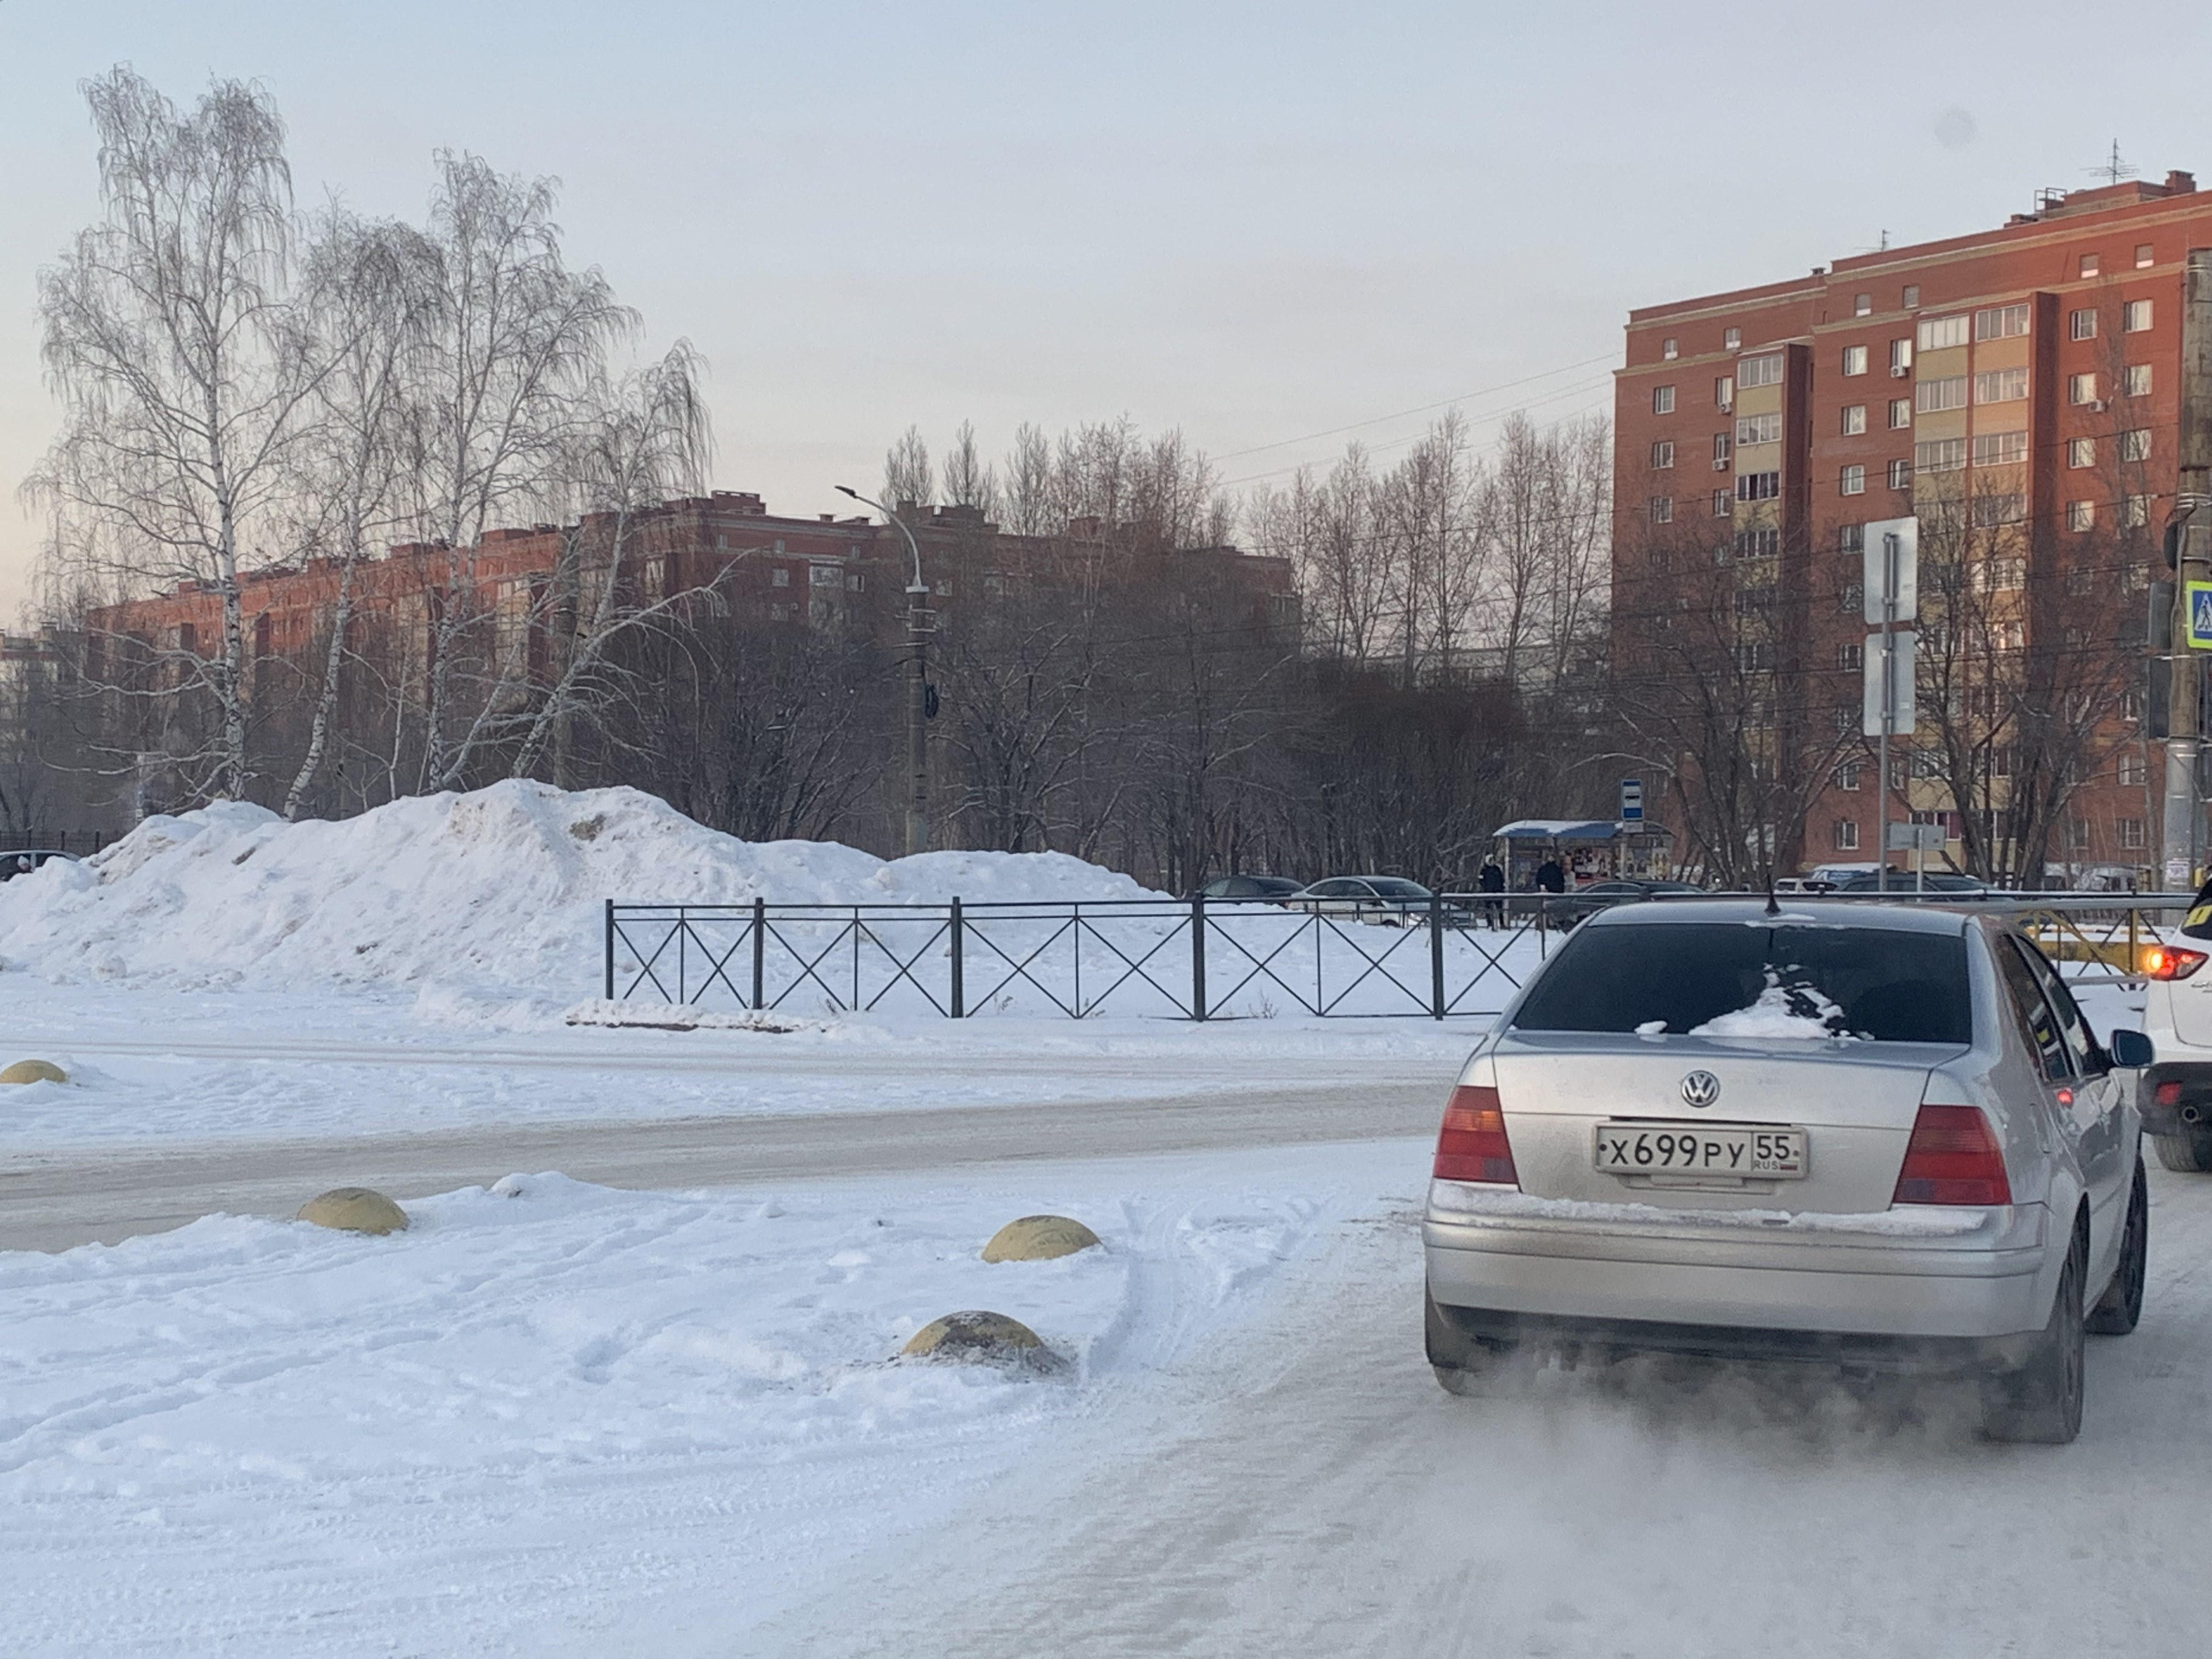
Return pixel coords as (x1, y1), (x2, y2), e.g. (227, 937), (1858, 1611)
(1680, 1070), (1722, 1109)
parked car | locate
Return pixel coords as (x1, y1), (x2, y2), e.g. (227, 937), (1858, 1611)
(0, 850), (77, 881)
(1545, 878), (1705, 927)
(1832, 869), (1991, 896)
(2131, 907), (2212, 1173)
(1194, 874), (1306, 904)
(1288, 876), (1472, 927)
(1424, 898), (2152, 1442)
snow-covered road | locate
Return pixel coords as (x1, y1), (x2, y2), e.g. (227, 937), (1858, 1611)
(8, 1137), (2211, 1657)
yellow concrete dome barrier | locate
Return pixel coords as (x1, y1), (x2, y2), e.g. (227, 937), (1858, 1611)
(900, 1310), (1062, 1370)
(296, 1187), (410, 1235)
(981, 1214), (1101, 1263)
(0, 1059), (67, 1085)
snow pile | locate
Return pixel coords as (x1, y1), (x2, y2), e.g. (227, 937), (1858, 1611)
(0, 780), (1156, 1017)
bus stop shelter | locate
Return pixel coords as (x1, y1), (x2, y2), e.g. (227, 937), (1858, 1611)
(1492, 819), (1675, 888)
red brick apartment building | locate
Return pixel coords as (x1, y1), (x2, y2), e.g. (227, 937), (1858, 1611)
(1613, 170), (2212, 883)
(87, 490), (1297, 691)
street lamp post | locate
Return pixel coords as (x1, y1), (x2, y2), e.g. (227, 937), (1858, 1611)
(837, 485), (932, 857)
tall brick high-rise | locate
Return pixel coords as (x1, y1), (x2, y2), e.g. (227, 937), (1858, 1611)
(1613, 171), (2212, 885)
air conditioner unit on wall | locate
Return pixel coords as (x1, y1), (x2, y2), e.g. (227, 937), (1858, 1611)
(1891, 365), (1911, 378)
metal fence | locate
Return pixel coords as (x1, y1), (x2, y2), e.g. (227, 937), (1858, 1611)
(600, 888), (2205, 1022)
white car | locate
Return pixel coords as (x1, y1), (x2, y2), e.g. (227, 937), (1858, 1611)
(2132, 921), (2212, 1172)
(1423, 899), (2151, 1442)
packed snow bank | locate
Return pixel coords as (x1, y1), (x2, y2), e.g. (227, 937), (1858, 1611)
(0, 781), (1155, 1016)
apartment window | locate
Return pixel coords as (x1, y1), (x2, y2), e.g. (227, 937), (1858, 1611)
(1888, 459), (1913, 489)
(2125, 494), (2152, 528)
(2068, 437), (2096, 469)
(1649, 495), (1673, 524)
(2068, 373), (2098, 405)
(1711, 489), (1731, 518)
(809, 563), (842, 585)
(1736, 471), (1780, 502)
(1833, 820), (1860, 851)
(1971, 430), (2028, 467)
(2067, 500), (2096, 532)
(1889, 338), (1914, 376)
(1974, 366), (2028, 404)
(1971, 495), (2027, 529)
(1662, 337), (1678, 360)
(1840, 464), (1866, 496)
(1915, 375), (1967, 413)
(2119, 819), (2147, 850)
(2123, 690), (2146, 722)
(1850, 292), (1871, 318)
(2068, 820), (2092, 851)
(2079, 252), (2100, 278)
(1839, 523), (1865, 554)
(1653, 384), (1676, 414)
(1841, 580), (1864, 613)
(1976, 555), (2027, 589)
(1734, 527), (1780, 559)
(1713, 432), (1732, 466)
(1842, 404), (1867, 436)
(1974, 303), (2030, 341)
(1734, 584), (1776, 616)
(2136, 243), (2155, 269)
(2119, 752), (2148, 787)
(770, 567), (791, 587)
(1835, 762), (1861, 791)
(1650, 439), (1675, 469)
(1904, 285), (1922, 309)
(1916, 314), (1970, 351)
(1837, 641), (1863, 671)
(1996, 620), (2026, 651)
(1736, 412), (1782, 446)
(1841, 345), (1869, 376)
(2070, 308), (2098, 340)
(1723, 326), (1742, 349)
(1888, 398), (1912, 430)
(2124, 363), (2152, 397)
(2120, 428), (2152, 462)
(2125, 299), (2154, 333)
(1915, 437), (1966, 473)
(1739, 352), (1784, 389)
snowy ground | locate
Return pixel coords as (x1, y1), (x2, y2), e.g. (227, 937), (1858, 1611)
(7, 1137), (2212, 1658)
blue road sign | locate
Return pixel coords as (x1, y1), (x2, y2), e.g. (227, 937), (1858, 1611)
(2189, 582), (2212, 651)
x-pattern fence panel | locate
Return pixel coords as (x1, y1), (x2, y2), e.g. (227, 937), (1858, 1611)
(603, 890), (2202, 1022)
(602, 894), (1560, 1020)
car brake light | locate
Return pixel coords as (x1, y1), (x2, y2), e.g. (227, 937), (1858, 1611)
(1892, 1103), (2011, 1206)
(2140, 945), (2209, 981)
(1434, 1084), (1519, 1186)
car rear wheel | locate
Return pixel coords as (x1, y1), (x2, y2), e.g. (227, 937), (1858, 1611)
(2087, 1161), (2149, 1336)
(1979, 1232), (2085, 1444)
(2151, 1125), (2212, 1172)
(1426, 1286), (1510, 1396)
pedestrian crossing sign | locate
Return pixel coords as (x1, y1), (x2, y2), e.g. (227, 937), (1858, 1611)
(2190, 582), (2212, 650)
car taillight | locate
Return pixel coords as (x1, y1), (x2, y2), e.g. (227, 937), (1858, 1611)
(2155, 1080), (2183, 1107)
(2140, 945), (2209, 981)
(1434, 1084), (1519, 1186)
(1892, 1103), (2011, 1206)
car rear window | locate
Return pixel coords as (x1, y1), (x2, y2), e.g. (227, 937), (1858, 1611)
(1511, 922), (1972, 1044)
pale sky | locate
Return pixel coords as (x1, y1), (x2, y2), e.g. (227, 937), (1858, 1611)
(3, 0), (2207, 618)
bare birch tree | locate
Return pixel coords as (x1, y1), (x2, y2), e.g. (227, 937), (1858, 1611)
(27, 68), (320, 801)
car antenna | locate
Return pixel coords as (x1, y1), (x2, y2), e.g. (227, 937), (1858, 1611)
(1763, 878), (1780, 917)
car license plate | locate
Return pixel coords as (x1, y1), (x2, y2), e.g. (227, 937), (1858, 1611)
(1594, 1122), (1807, 1179)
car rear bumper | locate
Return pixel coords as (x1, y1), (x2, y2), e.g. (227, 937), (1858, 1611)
(2138, 1059), (2212, 1138)
(1423, 1181), (2053, 1344)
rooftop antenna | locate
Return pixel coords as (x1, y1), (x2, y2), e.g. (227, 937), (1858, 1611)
(2089, 142), (2136, 187)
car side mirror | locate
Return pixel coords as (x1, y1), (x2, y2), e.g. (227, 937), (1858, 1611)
(2108, 1029), (2155, 1069)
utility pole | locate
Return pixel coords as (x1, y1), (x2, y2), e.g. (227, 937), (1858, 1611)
(837, 485), (933, 856)
(1863, 517), (1918, 893)
(2164, 251), (2212, 889)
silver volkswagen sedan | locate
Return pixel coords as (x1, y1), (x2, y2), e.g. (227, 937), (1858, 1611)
(1423, 899), (2152, 1442)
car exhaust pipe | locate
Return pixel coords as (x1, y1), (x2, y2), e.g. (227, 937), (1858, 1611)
(2183, 1105), (2204, 1125)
